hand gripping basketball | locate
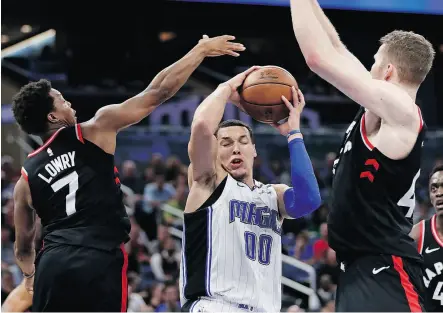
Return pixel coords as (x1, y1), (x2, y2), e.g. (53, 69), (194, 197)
(220, 66), (262, 107)
(272, 87), (305, 136)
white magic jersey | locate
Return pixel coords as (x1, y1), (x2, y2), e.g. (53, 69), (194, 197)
(180, 174), (282, 312)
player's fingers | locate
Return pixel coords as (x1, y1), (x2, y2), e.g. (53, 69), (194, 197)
(242, 66), (261, 77)
(281, 96), (293, 110)
(224, 50), (240, 57)
(223, 35), (236, 41)
(291, 86), (299, 106)
(227, 43), (246, 51)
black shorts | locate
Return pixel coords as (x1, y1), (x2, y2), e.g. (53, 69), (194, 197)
(32, 242), (128, 312)
(336, 254), (426, 312)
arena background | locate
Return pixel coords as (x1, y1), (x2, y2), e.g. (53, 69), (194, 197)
(1, 0), (442, 311)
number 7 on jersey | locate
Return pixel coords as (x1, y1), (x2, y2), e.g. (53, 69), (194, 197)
(51, 171), (79, 216)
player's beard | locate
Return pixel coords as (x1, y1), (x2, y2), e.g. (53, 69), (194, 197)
(221, 163), (248, 182)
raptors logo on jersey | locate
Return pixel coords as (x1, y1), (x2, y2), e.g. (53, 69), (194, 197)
(417, 215), (443, 312)
(21, 125), (130, 251)
(180, 175), (282, 312)
(328, 107), (426, 261)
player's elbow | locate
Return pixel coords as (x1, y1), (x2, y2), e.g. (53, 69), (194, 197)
(305, 53), (325, 73)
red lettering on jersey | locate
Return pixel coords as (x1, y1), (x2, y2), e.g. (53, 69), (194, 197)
(360, 171), (374, 183)
(365, 159), (379, 171)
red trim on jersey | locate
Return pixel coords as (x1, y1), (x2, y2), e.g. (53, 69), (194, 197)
(114, 166), (119, 173)
(120, 243), (129, 312)
(417, 107), (423, 132)
(417, 220), (425, 254)
(75, 123), (85, 144)
(365, 158), (379, 171)
(28, 127), (65, 158)
(392, 256), (422, 312)
(360, 171), (374, 182)
(21, 167), (28, 181)
(360, 113), (374, 151)
(431, 215), (443, 247)
(115, 177), (121, 185)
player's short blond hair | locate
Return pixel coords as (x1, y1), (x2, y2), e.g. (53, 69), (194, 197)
(379, 30), (435, 85)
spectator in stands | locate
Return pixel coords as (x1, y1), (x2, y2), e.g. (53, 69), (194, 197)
(321, 299), (335, 312)
(1, 227), (15, 267)
(293, 231), (314, 265)
(121, 160), (144, 195)
(147, 283), (164, 310)
(313, 223), (329, 264)
(138, 166), (176, 238)
(148, 223), (180, 255)
(144, 166), (156, 185)
(1, 268), (14, 304)
(316, 248), (339, 285)
(127, 272), (148, 312)
(143, 167), (176, 214)
(165, 156), (182, 182)
(316, 274), (336, 308)
(150, 237), (180, 282)
(155, 282), (180, 312)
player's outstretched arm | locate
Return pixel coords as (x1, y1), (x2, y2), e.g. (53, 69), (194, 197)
(189, 66), (261, 185)
(272, 88), (321, 219)
(1, 280), (33, 312)
(13, 176), (37, 290)
(81, 35), (245, 153)
(309, 0), (367, 73)
(290, 0), (416, 126)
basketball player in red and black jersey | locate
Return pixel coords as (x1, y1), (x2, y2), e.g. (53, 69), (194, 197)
(410, 165), (443, 312)
(290, 0), (435, 311)
(11, 35), (244, 312)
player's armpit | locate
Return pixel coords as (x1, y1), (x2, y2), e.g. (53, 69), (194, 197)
(409, 220), (425, 253)
(307, 51), (417, 126)
(13, 176), (37, 276)
(1, 281), (33, 312)
(273, 184), (292, 219)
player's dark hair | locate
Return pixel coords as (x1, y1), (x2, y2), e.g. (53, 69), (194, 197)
(430, 165), (443, 178)
(12, 79), (54, 135)
(215, 119), (254, 143)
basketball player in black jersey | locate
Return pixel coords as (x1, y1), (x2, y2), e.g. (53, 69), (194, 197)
(290, 0), (435, 311)
(11, 34), (244, 312)
(410, 165), (443, 312)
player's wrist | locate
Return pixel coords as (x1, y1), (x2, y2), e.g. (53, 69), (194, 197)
(286, 129), (303, 142)
(22, 268), (35, 279)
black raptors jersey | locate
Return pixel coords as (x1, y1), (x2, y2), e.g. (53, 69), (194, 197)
(418, 215), (443, 312)
(21, 124), (130, 251)
(328, 107), (425, 262)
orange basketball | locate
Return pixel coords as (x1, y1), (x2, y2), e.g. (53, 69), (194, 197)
(240, 66), (298, 124)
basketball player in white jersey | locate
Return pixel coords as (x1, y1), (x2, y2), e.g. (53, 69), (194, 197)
(179, 66), (322, 312)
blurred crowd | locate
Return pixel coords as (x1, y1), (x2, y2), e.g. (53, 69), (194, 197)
(1, 151), (441, 312)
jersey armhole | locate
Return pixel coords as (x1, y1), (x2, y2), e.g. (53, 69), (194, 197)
(75, 123), (85, 144)
(417, 220), (425, 254)
(417, 107), (424, 133)
(21, 167), (28, 182)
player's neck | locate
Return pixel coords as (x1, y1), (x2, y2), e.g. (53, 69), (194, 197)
(437, 214), (443, 239)
(395, 81), (418, 102)
(40, 126), (64, 142)
(242, 176), (255, 189)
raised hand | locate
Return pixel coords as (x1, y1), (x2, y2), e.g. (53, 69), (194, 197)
(272, 86), (306, 136)
(198, 34), (246, 57)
